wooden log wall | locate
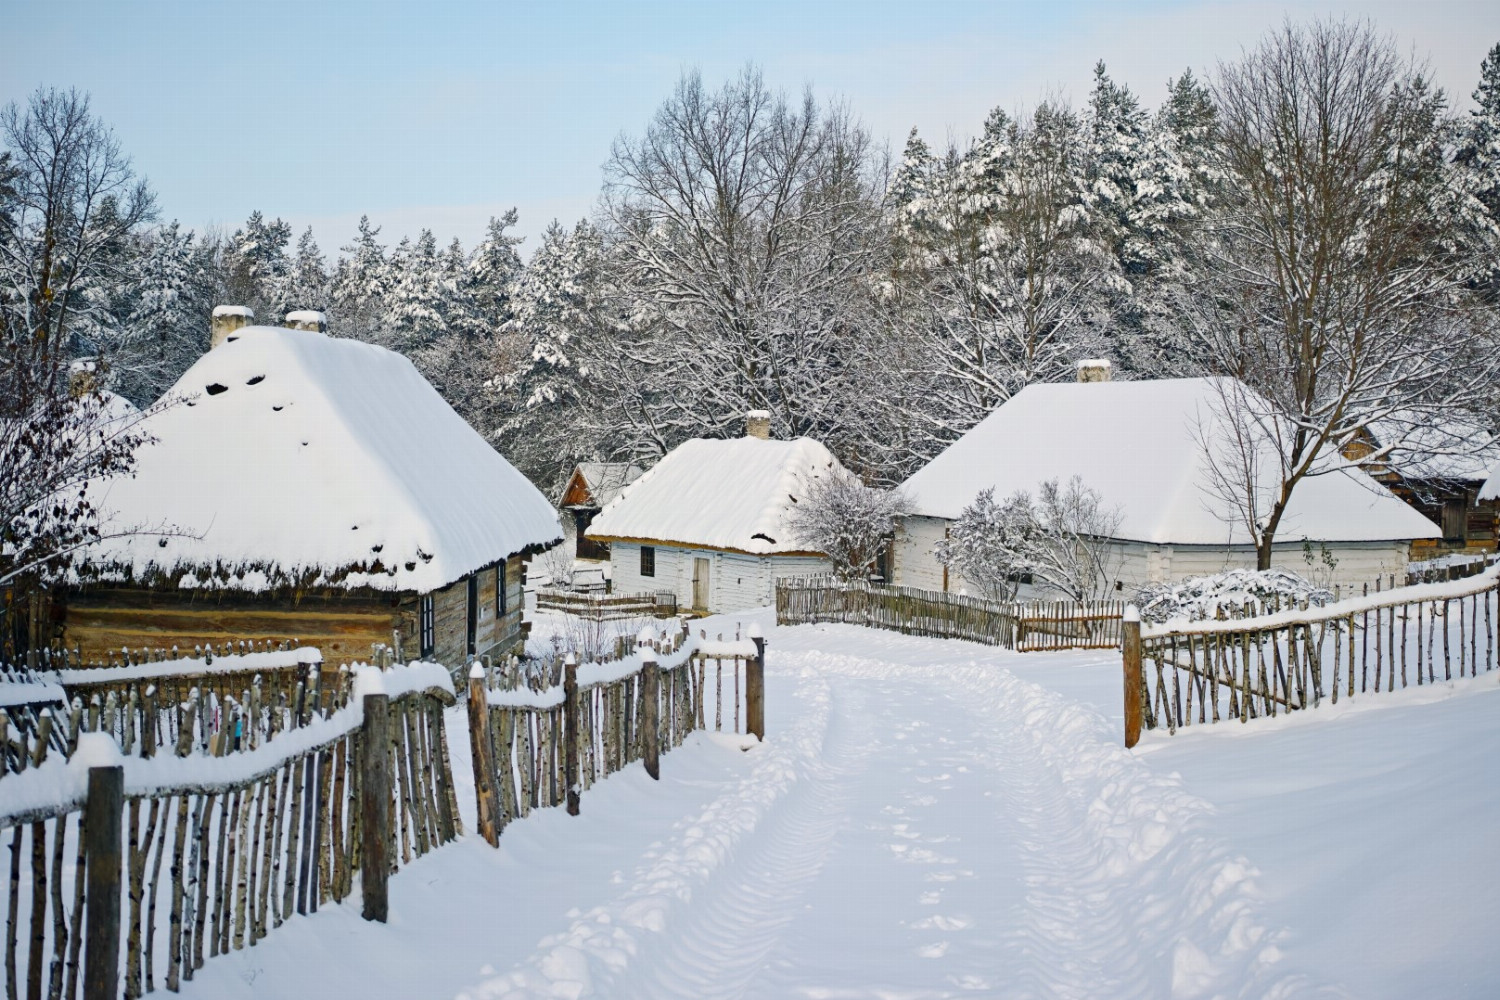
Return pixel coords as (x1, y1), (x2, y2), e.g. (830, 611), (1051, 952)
(775, 577), (1126, 653)
(1139, 576), (1500, 735)
(0, 686), (457, 998)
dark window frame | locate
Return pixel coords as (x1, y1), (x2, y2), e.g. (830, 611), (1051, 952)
(419, 594), (435, 659)
(496, 561), (507, 616)
(640, 545), (656, 578)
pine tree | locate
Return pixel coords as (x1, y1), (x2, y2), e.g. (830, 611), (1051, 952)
(1460, 43), (1500, 299)
(330, 215), (389, 342)
(226, 210), (292, 319)
(284, 227), (327, 312)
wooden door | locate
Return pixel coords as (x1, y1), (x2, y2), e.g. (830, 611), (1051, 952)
(692, 557), (711, 611)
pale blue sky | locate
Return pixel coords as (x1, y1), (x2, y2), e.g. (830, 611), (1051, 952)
(4, 0), (1497, 256)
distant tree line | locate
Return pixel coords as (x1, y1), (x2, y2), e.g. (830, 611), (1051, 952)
(4, 22), (1499, 533)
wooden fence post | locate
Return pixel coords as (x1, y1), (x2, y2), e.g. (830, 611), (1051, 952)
(564, 653), (581, 816)
(360, 693), (391, 922)
(1122, 607), (1143, 749)
(466, 667), (500, 846)
(640, 648), (660, 781)
(83, 765), (124, 1000)
(747, 624), (766, 741)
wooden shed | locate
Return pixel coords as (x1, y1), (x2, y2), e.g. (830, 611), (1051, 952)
(585, 414), (838, 613)
(558, 462), (644, 561)
(55, 312), (561, 667)
(894, 372), (1442, 595)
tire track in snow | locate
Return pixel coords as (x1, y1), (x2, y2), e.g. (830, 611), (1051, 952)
(946, 664), (1346, 1000)
(616, 678), (878, 999)
(463, 668), (842, 1000)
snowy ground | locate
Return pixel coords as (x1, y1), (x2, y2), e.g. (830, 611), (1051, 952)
(173, 610), (1499, 999)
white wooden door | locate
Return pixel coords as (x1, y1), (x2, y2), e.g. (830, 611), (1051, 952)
(692, 557), (711, 610)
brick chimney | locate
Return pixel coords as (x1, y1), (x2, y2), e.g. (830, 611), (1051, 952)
(284, 310), (327, 333)
(746, 410), (772, 440)
(210, 305), (254, 349)
(1076, 359), (1112, 383)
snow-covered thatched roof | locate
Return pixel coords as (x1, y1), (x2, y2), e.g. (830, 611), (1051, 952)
(84, 326), (561, 592)
(565, 462), (644, 508)
(585, 436), (841, 555)
(1480, 460), (1500, 502)
(901, 377), (1440, 546)
(1366, 414), (1499, 483)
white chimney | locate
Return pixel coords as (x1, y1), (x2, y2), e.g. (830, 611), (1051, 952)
(210, 305), (254, 349)
(284, 310), (327, 333)
(746, 410), (772, 440)
(1076, 358), (1112, 383)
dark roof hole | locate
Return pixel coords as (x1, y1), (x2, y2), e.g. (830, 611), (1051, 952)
(205, 383), (228, 395)
(246, 375), (265, 386)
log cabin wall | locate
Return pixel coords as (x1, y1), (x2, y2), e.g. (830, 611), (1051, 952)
(393, 555), (528, 665)
(55, 584), (403, 670)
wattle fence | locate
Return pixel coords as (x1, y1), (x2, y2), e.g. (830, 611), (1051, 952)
(0, 661), (457, 998)
(466, 625), (763, 844)
(1, 646), (346, 772)
(1122, 568), (1500, 744)
(775, 577), (1123, 652)
(534, 589), (678, 620)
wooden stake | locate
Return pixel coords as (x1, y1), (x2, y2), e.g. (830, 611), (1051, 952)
(82, 767), (123, 1000)
(360, 694), (391, 922)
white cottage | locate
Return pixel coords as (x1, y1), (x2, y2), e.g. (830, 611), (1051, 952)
(895, 368), (1441, 595)
(585, 414), (839, 613)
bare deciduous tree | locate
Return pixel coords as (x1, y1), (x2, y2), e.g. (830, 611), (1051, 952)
(1186, 20), (1500, 568)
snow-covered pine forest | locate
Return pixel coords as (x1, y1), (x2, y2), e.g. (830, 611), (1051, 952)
(5, 27), (1499, 499)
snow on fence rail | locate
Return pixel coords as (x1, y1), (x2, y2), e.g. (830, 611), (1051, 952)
(775, 577), (1124, 651)
(466, 625), (763, 845)
(533, 588), (678, 620)
(1122, 568), (1500, 743)
(0, 645), (350, 774)
(0, 662), (459, 998)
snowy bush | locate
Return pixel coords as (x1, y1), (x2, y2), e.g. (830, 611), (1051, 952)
(936, 477), (1122, 602)
(788, 467), (911, 581)
(1131, 569), (1334, 625)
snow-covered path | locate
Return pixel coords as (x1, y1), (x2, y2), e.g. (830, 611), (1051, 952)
(173, 616), (1499, 999)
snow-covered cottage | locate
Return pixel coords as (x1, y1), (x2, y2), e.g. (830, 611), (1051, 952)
(558, 462), (644, 561)
(585, 413), (839, 613)
(1348, 419), (1500, 557)
(894, 367), (1442, 594)
(58, 308), (561, 666)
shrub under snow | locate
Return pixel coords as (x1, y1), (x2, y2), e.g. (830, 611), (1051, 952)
(1132, 568), (1334, 625)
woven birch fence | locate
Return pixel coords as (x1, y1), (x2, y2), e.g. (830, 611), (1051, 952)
(0, 646), (352, 772)
(466, 625), (763, 844)
(1123, 568), (1500, 742)
(0, 661), (458, 998)
(534, 589), (677, 620)
(776, 577), (1124, 652)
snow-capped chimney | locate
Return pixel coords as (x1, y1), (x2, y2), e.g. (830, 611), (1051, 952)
(284, 310), (327, 333)
(746, 410), (772, 440)
(1076, 359), (1112, 383)
(210, 306), (254, 350)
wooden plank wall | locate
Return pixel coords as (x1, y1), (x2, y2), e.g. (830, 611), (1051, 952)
(58, 586), (400, 670)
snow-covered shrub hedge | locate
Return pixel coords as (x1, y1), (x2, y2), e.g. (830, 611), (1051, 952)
(1132, 569), (1334, 625)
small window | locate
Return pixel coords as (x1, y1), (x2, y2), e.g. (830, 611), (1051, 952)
(419, 595), (435, 658)
(496, 562), (507, 616)
(640, 545), (655, 578)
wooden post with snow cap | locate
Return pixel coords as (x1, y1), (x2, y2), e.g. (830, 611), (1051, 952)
(360, 692), (392, 921)
(747, 623), (766, 741)
(466, 665), (500, 845)
(83, 762), (124, 1000)
(1122, 606), (1143, 749)
(640, 646), (661, 781)
(564, 653), (581, 816)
